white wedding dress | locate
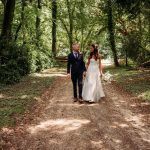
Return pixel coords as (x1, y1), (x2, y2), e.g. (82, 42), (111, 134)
(82, 58), (105, 102)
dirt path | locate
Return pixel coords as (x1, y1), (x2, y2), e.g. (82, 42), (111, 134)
(1, 70), (150, 150)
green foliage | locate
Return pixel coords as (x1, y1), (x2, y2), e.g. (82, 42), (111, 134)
(0, 41), (30, 84)
(0, 41), (55, 84)
(0, 99), (26, 127)
(0, 0), (150, 85)
(27, 44), (55, 73)
(122, 32), (150, 64)
(0, 73), (54, 127)
(106, 66), (150, 101)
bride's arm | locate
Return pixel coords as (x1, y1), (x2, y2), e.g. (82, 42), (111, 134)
(86, 57), (90, 70)
(99, 55), (103, 75)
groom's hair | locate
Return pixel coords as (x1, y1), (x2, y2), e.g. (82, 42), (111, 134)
(72, 43), (79, 50)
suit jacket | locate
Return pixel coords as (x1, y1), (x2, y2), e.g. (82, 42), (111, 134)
(67, 52), (86, 75)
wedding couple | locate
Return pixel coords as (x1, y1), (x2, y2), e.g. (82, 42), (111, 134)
(67, 43), (105, 103)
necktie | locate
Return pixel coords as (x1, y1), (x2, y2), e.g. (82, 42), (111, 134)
(75, 53), (78, 58)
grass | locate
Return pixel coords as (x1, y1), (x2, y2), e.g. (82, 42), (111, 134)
(105, 66), (150, 101)
(0, 72), (54, 128)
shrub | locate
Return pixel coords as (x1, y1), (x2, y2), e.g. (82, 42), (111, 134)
(122, 32), (150, 65)
(0, 42), (30, 84)
(0, 41), (55, 84)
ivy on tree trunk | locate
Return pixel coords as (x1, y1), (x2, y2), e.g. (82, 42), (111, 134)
(52, 0), (57, 57)
(107, 0), (119, 67)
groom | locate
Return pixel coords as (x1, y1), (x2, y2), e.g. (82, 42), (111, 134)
(67, 43), (86, 102)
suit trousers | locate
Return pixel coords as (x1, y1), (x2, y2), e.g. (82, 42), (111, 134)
(71, 73), (83, 99)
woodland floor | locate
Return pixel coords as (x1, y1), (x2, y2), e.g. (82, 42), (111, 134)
(0, 68), (150, 150)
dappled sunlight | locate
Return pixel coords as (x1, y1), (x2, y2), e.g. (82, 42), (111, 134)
(140, 102), (150, 106)
(47, 103), (98, 107)
(28, 119), (90, 134)
(143, 138), (150, 143)
(20, 95), (29, 99)
(125, 115), (145, 129)
(49, 139), (63, 145)
(113, 139), (122, 144)
(112, 122), (129, 128)
(0, 94), (5, 99)
(42, 68), (66, 73)
(32, 72), (67, 78)
(130, 104), (136, 107)
(0, 94), (34, 100)
(138, 91), (150, 100)
(118, 123), (129, 128)
(31, 68), (67, 78)
(91, 140), (104, 148)
(110, 125), (117, 129)
(120, 100), (126, 103)
(91, 140), (103, 145)
(102, 59), (113, 66)
(1, 127), (14, 134)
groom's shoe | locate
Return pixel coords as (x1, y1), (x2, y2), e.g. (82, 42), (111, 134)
(73, 98), (78, 102)
(78, 97), (83, 104)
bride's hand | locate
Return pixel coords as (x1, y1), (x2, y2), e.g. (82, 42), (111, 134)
(100, 72), (103, 78)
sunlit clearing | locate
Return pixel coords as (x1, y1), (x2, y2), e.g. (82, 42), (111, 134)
(102, 59), (113, 66)
(28, 119), (90, 134)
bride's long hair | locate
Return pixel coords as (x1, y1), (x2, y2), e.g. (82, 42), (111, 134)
(89, 44), (99, 60)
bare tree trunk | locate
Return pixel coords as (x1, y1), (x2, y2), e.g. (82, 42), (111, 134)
(107, 0), (119, 67)
(1, 0), (16, 41)
(52, 0), (57, 57)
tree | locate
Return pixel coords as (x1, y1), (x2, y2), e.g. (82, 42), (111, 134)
(1, 0), (16, 41)
(14, 0), (26, 42)
(36, 0), (42, 46)
(52, 0), (57, 57)
(107, 0), (119, 67)
(58, 0), (75, 51)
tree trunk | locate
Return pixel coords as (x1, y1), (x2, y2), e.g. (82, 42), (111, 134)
(1, 0), (16, 41)
(107, 0), (119, 67)
(14, 0), (26, 42)
(69, 26), (73, 51)
(36, 0), (42, 46)
(149, 13), (150, 42)
(66, 0), (73, 51)
(81, 27), (84, 51)
(52, 0), (57, 57)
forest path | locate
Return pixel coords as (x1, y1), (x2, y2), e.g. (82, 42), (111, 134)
(1, 69), (150, 150)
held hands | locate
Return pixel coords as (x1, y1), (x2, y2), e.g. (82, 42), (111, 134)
(67, 72), (86, 79)
(83, 71), (86, 79)
(83, 71), (86, 77)
(100, 72), (104, 78)
(67, 73), (71, 79)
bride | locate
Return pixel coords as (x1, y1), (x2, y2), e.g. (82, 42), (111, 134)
(82, 44), (105, 102)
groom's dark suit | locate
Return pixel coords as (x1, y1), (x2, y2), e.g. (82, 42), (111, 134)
(67, 51), (86, 99)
